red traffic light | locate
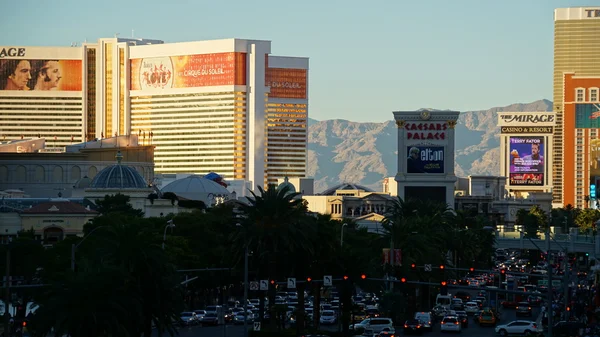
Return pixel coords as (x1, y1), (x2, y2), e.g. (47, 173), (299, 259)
(400, 277), (407, 283)
(343, 275), (349, 280)
(441, 281), (447, 286)
(270, 280), (275, 285)
(469, 267), (475, 272)
(22, 321), (26, 327)
(307, 277), (312, 282)
(500, 269), (506, 274)
(411, 263), (416, 269)
(439, 265), (445, 270)
(361, 274), (367, 280)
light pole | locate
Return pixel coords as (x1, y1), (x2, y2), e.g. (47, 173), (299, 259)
(71, 226), (105, 272)
(340, 223), (348, 247)
(237, 223), (249, 337)
(162, 220), (175, 250)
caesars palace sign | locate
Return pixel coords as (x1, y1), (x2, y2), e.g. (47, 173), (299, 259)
(498, 113), (555, 134)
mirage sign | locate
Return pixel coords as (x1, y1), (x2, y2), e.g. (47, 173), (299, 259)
(497, 112), (555, 127)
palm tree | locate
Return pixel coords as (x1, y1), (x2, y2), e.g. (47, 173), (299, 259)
(235, 184), (311, 330)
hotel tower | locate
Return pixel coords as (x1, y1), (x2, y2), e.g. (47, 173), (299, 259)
(553, 7), (600, 208)
(0, 38), (309, 189)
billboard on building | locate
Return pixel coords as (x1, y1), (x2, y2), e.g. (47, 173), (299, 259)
(266, 68), (307, 99)
(0, 59), (82, 91)
(406, 146), (444, 173)
(130, 52), (246, 90)
(509, 136), (544, 186)
(575, 104), (600, 128)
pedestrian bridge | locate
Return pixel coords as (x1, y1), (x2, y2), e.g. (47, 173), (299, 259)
(495, 231), (599, 255)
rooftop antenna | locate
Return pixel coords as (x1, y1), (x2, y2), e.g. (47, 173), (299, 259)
(132, 29), (135, 38)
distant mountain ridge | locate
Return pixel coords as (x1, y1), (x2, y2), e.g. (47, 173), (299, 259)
(307, 99), (553, 193)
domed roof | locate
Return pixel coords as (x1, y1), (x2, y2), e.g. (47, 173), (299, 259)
(73, 176), (92, 189)
(161, 174), (230, 201)
(320, 183), (374, 196)
(277, 177), (296, 194)
(89, 151), (148, 189)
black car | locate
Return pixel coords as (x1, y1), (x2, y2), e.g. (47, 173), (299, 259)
(456, 311), (469, 328)
(403, 319), (424, 335)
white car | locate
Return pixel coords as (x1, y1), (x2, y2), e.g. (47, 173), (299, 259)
(320, 310), (337, 325)
(495, 320), (540, 336)
(440, 316), (462, 332)
(464, 301), (479, 314)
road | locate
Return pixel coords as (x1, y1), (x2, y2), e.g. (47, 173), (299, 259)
(153, 305), (541, 337)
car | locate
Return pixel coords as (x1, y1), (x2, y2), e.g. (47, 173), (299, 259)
(440, 316), (462, 333)
(451, 298), (464, 310)
(455, 311), (469, 328)
(464, 301), (479, 315)
(472, 310), (484, 323)
(350, 318), (394, 333)
(353, 310), (367, 322)
(478, 311), (497, 326)
(414, 312), (433, 331)
(366, 308), (380, 318)
(179, 312), (198, 326)
(200, 312), (219, 325)
(515, 302), (532, 317)
(495, 320), (540, 336)
(403, 319), (423, 335)
(454, 291), (471, 302)
(320, 310), (337, 325)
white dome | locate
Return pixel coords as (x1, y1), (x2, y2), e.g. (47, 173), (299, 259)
(161, 175), (230, 206)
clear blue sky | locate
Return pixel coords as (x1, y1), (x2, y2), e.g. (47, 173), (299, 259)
(0, 0), (593, 121)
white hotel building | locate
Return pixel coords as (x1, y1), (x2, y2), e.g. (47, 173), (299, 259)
(0, 38), (309, 189)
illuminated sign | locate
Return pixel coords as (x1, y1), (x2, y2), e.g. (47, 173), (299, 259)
(575, 104), (600, 128)
(0, 48), (25, 58)
(499, 114), (555, 124)
(265, 68), (307, 99)
(585, 9), (600, 17)
(501, 126), (553, 134)
(509, 136), (545, 186)
(406, 146), (444, 174)
(405, 122), (447, 140)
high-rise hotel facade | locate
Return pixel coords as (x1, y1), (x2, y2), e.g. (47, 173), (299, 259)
(553, 7), (600, 208)
(0, 38), (309, 189)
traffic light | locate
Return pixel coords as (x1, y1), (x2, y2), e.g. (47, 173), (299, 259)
(343, 275), (349, 280)
(361, 274), (367, 280)
(306, 277), (312, 282)
(270, 280), (275, 285)
(400, 277), (407, 283)
(411, 263), (417, 270)
(439, 265), (445, 270)
(469, 267), (475, 272)
(440, 281), (448, 295)
(500, 269), (506, 275)
(22, 321), (26, 328)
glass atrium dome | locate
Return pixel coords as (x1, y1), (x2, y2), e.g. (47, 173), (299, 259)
(89, 151), (147, 189)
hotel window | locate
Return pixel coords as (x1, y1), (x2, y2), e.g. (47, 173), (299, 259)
(591, 88), (599, 102)
(576, 88), (584, 102)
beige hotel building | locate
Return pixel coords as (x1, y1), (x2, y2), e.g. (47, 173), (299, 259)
(0, 37), (309, 189)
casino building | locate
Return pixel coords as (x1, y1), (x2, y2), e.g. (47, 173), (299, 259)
(552, 7), (600, 205)
(0, 37), (309, 189)
(497, 112), (555, 197)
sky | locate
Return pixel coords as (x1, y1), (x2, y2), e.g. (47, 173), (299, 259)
(0, 0), (594, 122)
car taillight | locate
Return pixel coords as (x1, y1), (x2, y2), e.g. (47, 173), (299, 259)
(516, 307), (519, 309)
(404, 325), (408, 328)
(441, 321), (445, 325)
(528, 307), (531, 310)
(455, 322), (459, 325)
(533, 323), (537, 328)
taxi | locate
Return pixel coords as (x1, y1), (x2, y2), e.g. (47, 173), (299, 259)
(353, 310), (367, 323)
(478, 311), (497, 327)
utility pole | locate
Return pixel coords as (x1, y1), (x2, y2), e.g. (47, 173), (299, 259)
(3, 247), (10, 337)
(546, 232), (553, 337)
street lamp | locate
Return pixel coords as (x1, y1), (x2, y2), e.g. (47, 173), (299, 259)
(340, 223), (348, 247)
(71, 226), (105, 272)
(236, 223), (249, 337)
(162, 220), (175, 250)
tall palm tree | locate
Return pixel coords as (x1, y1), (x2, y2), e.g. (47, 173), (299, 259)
(235, 184), (311, 330)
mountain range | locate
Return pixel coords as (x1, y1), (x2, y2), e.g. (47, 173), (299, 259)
(307, 99), (553, 193)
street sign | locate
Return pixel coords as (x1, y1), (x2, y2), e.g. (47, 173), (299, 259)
(253, 322), (261, 331)
(249, 281), (259, 291)
(287, 277), (296, 289)
(323, 275), (332, 286)
(424, 264), (432, 272)
(260, 279), (269, 291)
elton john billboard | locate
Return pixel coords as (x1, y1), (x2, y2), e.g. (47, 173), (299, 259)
(509, 136), (544, 186)
(0, 59), (82, 91)
(406, 146), (444, 174)
(130, 52), (247, 90)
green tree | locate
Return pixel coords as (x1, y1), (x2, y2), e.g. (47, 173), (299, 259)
(529, 205), (549, 229)
(93, 193), (144, 217)
(575, 208), (600, 231)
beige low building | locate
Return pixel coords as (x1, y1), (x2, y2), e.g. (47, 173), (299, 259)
(20, 199), (98, 244)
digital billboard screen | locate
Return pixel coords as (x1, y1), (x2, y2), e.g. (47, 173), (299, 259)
(265, 68), (307, 99)
(0, 59), (82, 91)
(130, 52), (246, 90)
(404, 186), (446, 205)
(509, 136), (544, 186)
(575, 104), (600, 128)
(406, 146), (444, 174)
